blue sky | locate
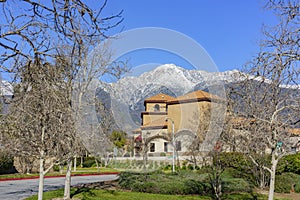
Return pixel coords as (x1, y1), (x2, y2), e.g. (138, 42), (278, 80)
(98, 0), (278, 72)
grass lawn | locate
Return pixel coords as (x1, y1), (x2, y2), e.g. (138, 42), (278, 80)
(24, 188), (211, 200)
(21, 169), (296, 200)
(25, 188), (291, 200)
(70, 167), (119, 173)
(0, 167), (119, 180)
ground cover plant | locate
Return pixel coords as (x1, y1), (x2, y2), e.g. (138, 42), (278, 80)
(118, 170), (255, 197)
(23, 167), (300, 200)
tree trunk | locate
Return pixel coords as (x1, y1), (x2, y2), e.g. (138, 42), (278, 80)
(268, 154), (278, 200)
(80, 156), (83, 168)
(259, 167), (266, 189)
(73, 156), (77, 172)
(260, 175), (265, 189)
(95, 157), (100, 172)
(59, 164), (64, 174)
(268, 168), (276, 200)
(38, 155), (45, 200)
(63, 159), (72, 200)
(143, 144), (148, 169)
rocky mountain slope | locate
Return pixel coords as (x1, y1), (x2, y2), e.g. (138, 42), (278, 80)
(97, 64), (240, 132)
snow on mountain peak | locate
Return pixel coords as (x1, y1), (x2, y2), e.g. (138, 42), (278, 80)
(99, 64), (240, 132)
(107, 64), (239, 106)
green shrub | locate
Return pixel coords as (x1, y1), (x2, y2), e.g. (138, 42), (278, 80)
(275, 172), (300, 193)
(119, 171), (150, 190)
(82, 157), (96, 168)
(53, 165), (60, 172)
(132, 180), (185, 195)
(222, 178), (253, 193)
(132, 182), (157, 193)
(118, 170), (254, 196)
(218, 152), (249, 170)
(183, 179), (210, 195)
(160, 152), (166, 157)
(163, 164), (171, 171)
(277, 153), (300, 175)
(294, 182), (300, 193)
(0, 150), (15, 174)
(158, 181), (185, 195)
(217, 152), (272, 187)
(187, 164), (194, 170)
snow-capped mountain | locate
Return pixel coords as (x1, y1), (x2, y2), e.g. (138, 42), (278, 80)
(105, 64), (238, 106)
(97, 64), (240, 132)
(0, 80), (13, 114)
(1, 80), (13, 97)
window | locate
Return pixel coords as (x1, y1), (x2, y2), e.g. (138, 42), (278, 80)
(154, 104), (160, 111)
(150, 143), (155, 152)
(164, 142), (168, 152)
(176, 141), (181, 151)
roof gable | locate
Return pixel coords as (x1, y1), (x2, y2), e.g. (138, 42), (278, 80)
(144, 93), (175, 103)
(168, 90), (221, 104)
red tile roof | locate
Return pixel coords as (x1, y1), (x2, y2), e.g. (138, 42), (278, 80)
(144, 93), (175, 103)
(168, 90), (221, 104)
(289, 128), (300, 136)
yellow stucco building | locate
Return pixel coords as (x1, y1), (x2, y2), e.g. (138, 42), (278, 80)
(134, 90), (222, 157)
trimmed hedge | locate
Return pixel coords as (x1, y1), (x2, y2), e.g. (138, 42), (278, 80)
(0, 151), (15, 174)
(82, 158), (96, 168)
(277, 153), (300, 175)
(118, 170), (253, 196)
(222, 178), (253, 193)
(275, 172), (300, 193)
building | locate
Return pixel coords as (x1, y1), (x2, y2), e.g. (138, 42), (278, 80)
(133, 90), (223, 157)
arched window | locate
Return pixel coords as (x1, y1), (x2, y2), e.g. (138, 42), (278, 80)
(154, 104), (160, 111)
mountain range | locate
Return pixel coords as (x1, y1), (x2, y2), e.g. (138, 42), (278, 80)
(1, 64), (299, 133)
(96, 64), (240, 132)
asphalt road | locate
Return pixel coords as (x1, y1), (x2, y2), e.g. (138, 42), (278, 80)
(0, 174), (118, 200)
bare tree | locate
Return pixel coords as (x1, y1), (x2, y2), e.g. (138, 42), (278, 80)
(185, 110), (207, 168)
(185, 99), (225, 169)
(220, 114), (271, 188)
(1, 60), (80, 200)
(56, 42), (127, 200)
(228, 1), (300, 199)
(0, 1), (124, 199)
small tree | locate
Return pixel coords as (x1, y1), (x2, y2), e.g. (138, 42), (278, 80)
(228, 1), (300, 199)
(110, 130), (127, 149)
(203, 144), (224, 200)
(2, 61), (77, 200)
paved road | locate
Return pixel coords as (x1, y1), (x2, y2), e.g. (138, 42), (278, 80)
(0, 174), (118, 200)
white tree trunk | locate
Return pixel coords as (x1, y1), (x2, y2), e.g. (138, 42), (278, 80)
(80, 156), (83, 168)
(268, 154), (278, 200)
(259, 168), (265, 189)
(268, 168), (276, 200)
(74, 156), (77, 172)
(38, 153), (45, 200)
(60, 164), (64, 174)
(63, 159), (72, 200)
(95, 157), (100, 172)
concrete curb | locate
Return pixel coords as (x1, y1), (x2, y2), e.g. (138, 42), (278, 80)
(0, 172), (119, 182)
